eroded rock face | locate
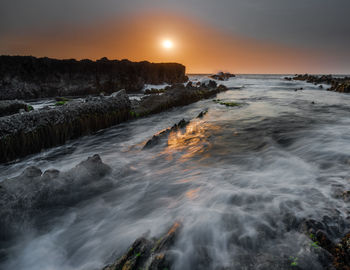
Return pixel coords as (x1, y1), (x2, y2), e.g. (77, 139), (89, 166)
(0, 154), (112, 242)
(0, 90), (131, 163)
(103, 222), (181, 270)
(0, 56), (188, 100)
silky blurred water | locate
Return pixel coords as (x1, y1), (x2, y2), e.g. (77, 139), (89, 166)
(1, 75), (350, 270)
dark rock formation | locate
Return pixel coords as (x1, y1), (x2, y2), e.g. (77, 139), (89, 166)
(333, 233), (350, 270)
(0, 56), (188, 100)
(0, 100), (32, 117)
(143, 119), (189, 149)
(300, 219), (350, 269)
(134, 83), (227, 117)
(103, 222), (181, 270)
(209, 72), (235, 81)
(0, 90), (131, 163)
(197, 109), (208, 118)
(293, 74), (350, 93)
(0, 154), (112, 242)
(0, 81), (229, 162)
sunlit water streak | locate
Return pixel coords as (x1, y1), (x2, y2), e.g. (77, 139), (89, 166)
(1, 75), (350, 270)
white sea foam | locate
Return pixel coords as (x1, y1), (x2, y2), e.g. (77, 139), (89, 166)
(1, 75), (350, 270)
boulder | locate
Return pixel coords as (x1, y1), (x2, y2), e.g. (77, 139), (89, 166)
(103, 222), (181, 270)
(0, 154), (112, 242)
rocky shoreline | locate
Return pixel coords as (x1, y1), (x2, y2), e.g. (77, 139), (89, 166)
(0, 90), (131, 163)
(0, 81), (227, 163)
(0, 56), (188, 100)
(2, 63), (349, 269)
(290, 74), (350, 93)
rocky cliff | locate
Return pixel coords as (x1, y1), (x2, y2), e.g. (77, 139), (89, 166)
(0, 56), (188, 100)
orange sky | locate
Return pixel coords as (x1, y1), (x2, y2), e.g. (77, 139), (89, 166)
(2, 12), (328, 74)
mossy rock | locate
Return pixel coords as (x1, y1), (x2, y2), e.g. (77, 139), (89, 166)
(26, 105), (34, 111)
(55, 97), (71, 102)
(55, 101), (67, 106)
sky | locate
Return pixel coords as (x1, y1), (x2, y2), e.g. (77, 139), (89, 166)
(1, 0), (349, 74)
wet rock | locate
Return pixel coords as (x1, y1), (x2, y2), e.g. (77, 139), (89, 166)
(103, 222), (181, 270)
(135, 83), (227, 117)
(145, 88), (166, 94)
(301, 219), (350, 269)
(0, 100), (31, 117)
(186, 81), (193, 88)
(213, 99), (241, 107)
(342, 191), (350, 202)
(22, 166), (42, 178)
(42, 169), (60, 180)
(284, 77), (292, 81)
(333, 233), (350, 270)
(206, 80), (217, 88)
(209, 72), (235, 81)
(143, 119), (189, 149)
(197, 110), (208, 118)
(315, 230), (335, 254)
(0, 90), (131, 163)
(0, 154), (112, 242)
(0, 56), (188, 100)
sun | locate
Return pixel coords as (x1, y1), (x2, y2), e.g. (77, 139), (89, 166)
(162, 40), (173, 49)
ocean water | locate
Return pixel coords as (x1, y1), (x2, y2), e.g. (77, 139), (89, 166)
(1, 75), (350, 269)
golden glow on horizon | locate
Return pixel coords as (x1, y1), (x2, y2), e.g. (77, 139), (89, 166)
(162, 39), (173, 49)
(1, 13), (326, 74)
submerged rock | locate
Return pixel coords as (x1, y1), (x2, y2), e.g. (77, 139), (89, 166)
(143, 119), (189, 149)
(103, 222), (181, 270)
(0, 90), (131, 163)
(0, 154), (112, 242)
(0, 56), (188, 100)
